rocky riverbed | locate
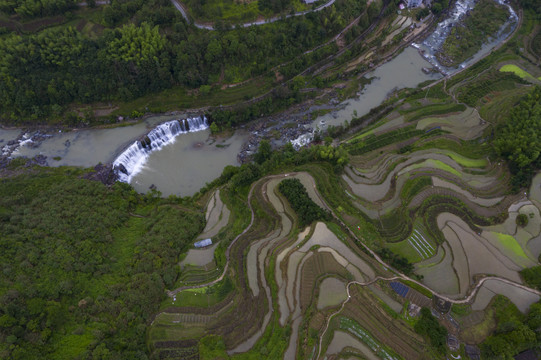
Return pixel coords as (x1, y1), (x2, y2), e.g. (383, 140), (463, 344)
(236, 95), (341, 163)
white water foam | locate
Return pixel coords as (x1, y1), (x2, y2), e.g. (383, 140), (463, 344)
(413, 0), (518, 74)
(290, 132), (313, 149)
(113, 116), (208, 183)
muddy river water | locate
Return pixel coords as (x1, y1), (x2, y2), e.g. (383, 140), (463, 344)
(0, 0), (518, 196)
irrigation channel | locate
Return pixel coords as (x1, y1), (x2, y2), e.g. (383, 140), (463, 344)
(0, 0), (521, 197)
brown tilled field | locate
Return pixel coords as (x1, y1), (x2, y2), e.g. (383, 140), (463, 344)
(339, 285), (431, 360)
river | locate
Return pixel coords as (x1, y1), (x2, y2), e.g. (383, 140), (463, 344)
(0, 0), (518, 197)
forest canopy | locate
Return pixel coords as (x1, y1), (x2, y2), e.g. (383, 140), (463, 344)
(493, 86), (541, 188)
(0, 167), (204, 359)
(0, 0), (368, 124)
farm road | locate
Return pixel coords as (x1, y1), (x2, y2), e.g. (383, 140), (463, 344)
(168, 171), (541, 301)
(165, 171), (541, 358)
(169, 0), (336, 30)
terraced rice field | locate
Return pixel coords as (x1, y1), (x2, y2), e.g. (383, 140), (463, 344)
(317, 277), (348, 309)
(472, 279), (540, 313)
(151, 76), (541, 358)
(415, 107), (487, 140)
(336, 318), (400, 359)
(180, 243), (218, 267)
(416, 242), (460, 295)
(343, 149), (497, 205)
(437, 213), (523, 285)
(326, 330), (380, 359)
(198, 189), (230, 240)
(338, 286), (431, 360)
(180, 189), (230, 280)
(298, 222), (376, 279)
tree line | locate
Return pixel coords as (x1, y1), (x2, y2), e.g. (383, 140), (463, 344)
(0, 0), (77, 19)
(0, 0), (368, 124)
(493, 86), (541, 190)
(278, 178), (331, 227)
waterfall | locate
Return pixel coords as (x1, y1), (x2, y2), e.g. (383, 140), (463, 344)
(113, 116), (209, 183)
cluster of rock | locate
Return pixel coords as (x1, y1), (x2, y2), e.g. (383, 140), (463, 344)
(237, 103), (322, 163)
(84, 163), (118, 186)
(0, 130), (53, 171)
(1, 131), (52, 157)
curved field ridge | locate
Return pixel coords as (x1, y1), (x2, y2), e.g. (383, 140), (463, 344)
(499, 64), (541, 80)
(343, 150), (497, 203)
(472, 279), (540, 313)
(415, 107), (487, 140)
(198, 189), (231, 240)
(326, 330), (380, 360)
(180, 243), (218, 267)
(158, 165), (541, 358)
(437, 213), (524, 284)
(180, 190), (230, 267)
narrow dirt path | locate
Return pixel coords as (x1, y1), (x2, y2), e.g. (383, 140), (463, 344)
(165, 171), (541, 358)
(316, 275), (541, 359)
(169, 0), (336, 31)
(167, 185), (256, 296)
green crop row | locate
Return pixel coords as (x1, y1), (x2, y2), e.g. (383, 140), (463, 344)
(347, 126), (426, 155)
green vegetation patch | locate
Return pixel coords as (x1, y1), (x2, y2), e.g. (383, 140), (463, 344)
(481, 295), (539, 359)
(402, 102), (466, 122)
(387, 225), (436, 264)
(494, 232), (529, 260)
(493, 86), (541, 190)
(414, 307), (448, 354)
(183, 0), (311, 23)
(436, 0), (510, 67)
(278, 178), (331, 227)
(520, 265), (541, 290)
(168, 278), (234, 308)
(499, 64), (536, 79)
(347, 125), (425, 155)
(440, 150), (487, 168)
(387, 238), (424, 263)
(456, 69), (526, 108)
(0, 168), (204, 358)
(0, 0), (368, 125)
(401, 176), (432, 204)
(401, 159), (462, 178)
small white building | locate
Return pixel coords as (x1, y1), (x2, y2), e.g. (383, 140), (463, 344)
(194, 238), (212, 248)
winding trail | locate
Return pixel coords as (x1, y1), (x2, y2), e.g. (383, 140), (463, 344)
(316, 275), (541, 359)
(78, 0), (336, 31)
(169, 0), (336, 30)
(166, 171), (541, 357)
(167, 184), (256, 296)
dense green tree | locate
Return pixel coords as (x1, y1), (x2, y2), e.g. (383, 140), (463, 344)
(481, 296), (540, 359)
(254, 140), (273, 164)
(414, 307), (448, 354)
(493, 87), (541, 189)
(494, 87), (541, 169)
(0, 0), (368, 123)
(0, 167), (204, 359)
(107, 22), (166, 66)
(278, 178), (331, 227)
